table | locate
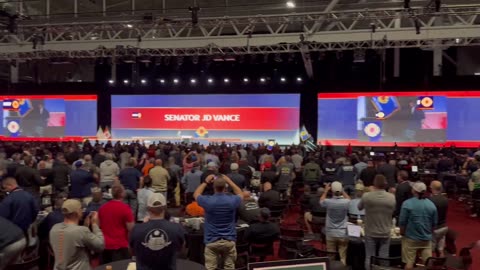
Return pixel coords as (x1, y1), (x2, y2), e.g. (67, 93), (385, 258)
(346, 237), (402, 270)
(94, 259), (205, 270)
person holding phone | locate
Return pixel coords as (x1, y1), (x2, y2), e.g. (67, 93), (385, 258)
(194, 174), (243, 270)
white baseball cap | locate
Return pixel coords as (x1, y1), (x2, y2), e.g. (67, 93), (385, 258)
(331, 181), (343, 193)
(147, 193), (167, 208)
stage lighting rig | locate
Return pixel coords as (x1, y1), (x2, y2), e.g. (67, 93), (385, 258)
(188, 5), (200, 25)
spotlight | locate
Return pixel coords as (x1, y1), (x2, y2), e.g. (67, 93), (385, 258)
(260, 77), (266, 83)
(243, 78), (249, 83)
(207, 78), (214, 84)
(126, 24), (133, 28)
(141, 79), (147, 84)
(224, 78), (230, 83)
(455, 38), (461, 44)
(159, 79), (166, 84)
(280, 77), (286, 82)
(190, 78), (197, 84)
(286, 1), (296, 8)
(123, 79), (129, 84)
(296, 77), (303, 82)
(108, 79), (114, 84)
(173, 78), (179, 84)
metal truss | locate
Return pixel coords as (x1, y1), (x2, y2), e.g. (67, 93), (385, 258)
(0, 4), (480, 60)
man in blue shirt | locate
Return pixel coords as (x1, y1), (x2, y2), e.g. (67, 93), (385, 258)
(320, 181), (351, 265)
(194, 174), (243, 270)
(119, 158), (143, 212)
(399, 182), (437, 270)
(70, 161), (96, 206)
(0, 177), (39, 232)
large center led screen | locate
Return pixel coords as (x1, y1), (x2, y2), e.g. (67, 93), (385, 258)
(1, 95), (97, 140)
(111, 94), (300, 144)
(318, 91), (480, 147)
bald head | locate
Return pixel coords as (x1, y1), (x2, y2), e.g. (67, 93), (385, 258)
(155, 159), (163, 166)
(430, 180), (442, 194)
(2, 177), (18, 192)
(213, 177), (226, 192)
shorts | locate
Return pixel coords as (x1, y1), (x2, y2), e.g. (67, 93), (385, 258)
(433, 226), (448, 251)
(402, 238), (432, 266)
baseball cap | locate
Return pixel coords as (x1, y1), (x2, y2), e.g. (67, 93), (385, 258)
(74, 160), (83, 168)
(230, 163), (239, 171)
(207, 162), (217, 168)
(412, 182), (427, 193)
(147, 193), (167, 208)
(331, 181), (343, 193)
(61, 199), (82, 214)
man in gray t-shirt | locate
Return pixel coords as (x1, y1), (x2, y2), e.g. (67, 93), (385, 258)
(50, 199), (104, 270)
(320, 181), (351, 265)
(358, 174), (396, 270)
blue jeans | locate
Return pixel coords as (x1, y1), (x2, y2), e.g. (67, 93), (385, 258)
(364, 236), (390, 270)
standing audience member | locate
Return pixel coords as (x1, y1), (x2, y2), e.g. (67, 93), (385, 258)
(38, 193), (67, 240)
(394, 170), (413, 218)
(70, 161), (96, 206)
(85, 187), (106, 216)
(15, 155), (42, 197)
(52, 154), (71, 193)
(227, 163), (246, 190)
(98, 184), (135, 263)
(258, 182), (281, 209)
(322, 157), (338, 184)
(348, 183), (366, 219)
(303, 158), (321, 189)
(129, 193), (186, 270)
(337, 159), (356, 195)
(399, 182), (438, 270)
(182, 165), (203, 204)
(0, 217), (27, 269)
(244, 208), (280, 243)
(321, 181), (351, 265)
(0, 177), (39, 232)
(304, 187), (326, 239)
(194, 175), (243, 270)
(99, 154), (120, 189)
(119, 158), (143, 212)
(378, 160), (398, 189)
(137, 176), (155, 222)
(429, 180), (449, 257)
(149, 159), (170, 199)
(358, 175), (396, 270)
(359, 160), (377, 187)
(50, 199), (104, 270)
(238, 191), (261, 224)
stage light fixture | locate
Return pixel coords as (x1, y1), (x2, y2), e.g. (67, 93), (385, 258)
(141, 79), (147, 84)
(224, 78), (230, 83)
(123, 79), (129, 84)
(207, 78), (214, 84)
(108, 80), (114, 84)
(296, 77), (303, 82)
(280, 77), (286, 82)
(243, 78), (249, 83)
(190, 78), (197, 84)
(173, 78), (179, 84)
(286, 1), (296, 8)
(159, 79), (166, 84)
(126, 24), (133, 28)
(260, 77), (266, 83)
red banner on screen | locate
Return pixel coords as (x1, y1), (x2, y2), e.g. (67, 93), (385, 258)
(112, 107), (299, 131)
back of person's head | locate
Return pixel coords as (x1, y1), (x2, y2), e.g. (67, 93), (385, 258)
(397, 170), (409, 182)
(37, 160), (46, 169)
(2, 177), (17, 191)
(155, 159), (163, 166)
(23, 155), (34, 166)
(168, 156), (175, 164)
(304, 185), (311, 194)
(263, 182), (272, 191)
(367, 160), (374, 167)
(373, 174), (387, 190)
(127, 157), (136, 167)
(430, 180), (443, 194)
(331, 181), (343, 197)
(105, 153), (113, 160)
(147, 193), (167, 216)
(143, 175), (152, 187)
(317, 187), (325, 196)
(230, 163), (239, 172)
(111, 184), (125, 200)
(62, 199), (82, 220)
(259, 208), (271, 222)
(214, 177), (227, 193)
(389, 159), (396, 166)
(84, 154), (92, 163)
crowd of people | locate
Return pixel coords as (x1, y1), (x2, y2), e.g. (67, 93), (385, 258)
(0, 140), (479, 270)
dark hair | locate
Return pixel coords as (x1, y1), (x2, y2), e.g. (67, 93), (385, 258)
(373, 174), (387, 189)
(397, 170), (409, 181)
(143, 176), (152, 187)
